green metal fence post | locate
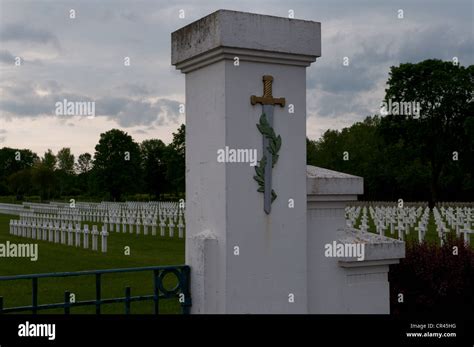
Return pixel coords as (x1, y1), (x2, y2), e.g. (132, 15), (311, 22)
(181, 266), (192, 314)
(95, 273), (101, 314)
(32, 278), (38, 314)
(153, 270), (159, 315)
(64, 291), (70, 314)
(125, 286), (131, 314)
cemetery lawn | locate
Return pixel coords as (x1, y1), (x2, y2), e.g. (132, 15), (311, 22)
(0, 214), (185, 314)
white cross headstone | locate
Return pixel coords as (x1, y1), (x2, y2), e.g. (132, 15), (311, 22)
(68, 223), (74, 246)
(83, 225), (90, 249)
(48, 221), (54, 242)
(75, 224), (82, 247)
(100, 225), (108, 253)
(91, 225), (99, 251)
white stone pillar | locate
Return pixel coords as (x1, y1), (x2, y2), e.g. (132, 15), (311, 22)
(172, 10), (321, 313)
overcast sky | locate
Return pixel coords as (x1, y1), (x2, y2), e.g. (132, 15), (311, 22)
(0, 0), (472, 157)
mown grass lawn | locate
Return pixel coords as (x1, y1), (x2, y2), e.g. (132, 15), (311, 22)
(0, 213), (185, 314)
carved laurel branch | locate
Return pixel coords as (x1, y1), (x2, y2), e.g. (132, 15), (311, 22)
(253, 113), (282, 203)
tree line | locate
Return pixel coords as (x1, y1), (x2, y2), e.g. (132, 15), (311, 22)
(0, 125), (185, 201)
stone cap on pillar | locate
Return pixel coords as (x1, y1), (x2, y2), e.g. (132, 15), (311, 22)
(307, 165), (364, 201)
(171, 9), (321, 72)
(335, 227), (405, 267)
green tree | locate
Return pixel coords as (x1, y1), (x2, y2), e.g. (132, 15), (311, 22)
(141, 139), (168, 198)
(165, 124), (185, 194)
(0, 147), (38, 194)
(75, 153), (93, 174)
(383, 59), (473, 205)
(57, 148), (75, 174)
(7, 169), (32, 199)
(42, 149), (57, 170)
(92, 129), (142, 200)
(306, 138), (318, 166)
(32, 163), (57, 201)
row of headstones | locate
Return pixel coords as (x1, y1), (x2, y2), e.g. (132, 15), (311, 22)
(20, 208), (184, 225)
(433, 207), (473, 245)
(28, 206), (185, 228)
(9, 219), (108, 252)
(0, 203), (26, 215)
(22, 201), (185, 221)
(346, 205), (473, 245)
(19, 212), (82, 224)
(352, 206), (425, 242)
(19, 212), (185, 239)
(104, 215), (185, 238)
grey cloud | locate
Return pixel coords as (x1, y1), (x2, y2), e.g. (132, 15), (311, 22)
(0, 81), (93, 116)
(100, 7), (142, 22)
(307, 21), (473, 123)
(95, 97), (129, 116)
(157, 99), (181, 124)
(309, 22), (473, 95)
(308, 39), (394, 93)
(0, 98), (55, 116)
(95, 97), (182, 127)
(0, 51), (44, 66)
(0, 50), (15, 64)
(0, 79), (182, 127)
(117, 83), (151, 96)
(312, 89), (374, 118)
(0, 24), (61, 50)
(309, 65), (378, 93)
(43, 80), (62, 93)
(397, 25), (474, 64)
(120, 11), (140, 22)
